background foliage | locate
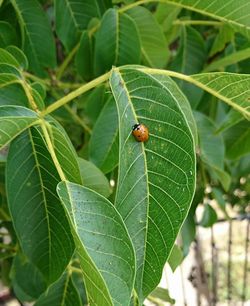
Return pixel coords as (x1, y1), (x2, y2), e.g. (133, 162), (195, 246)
(0, 0), (249, 305)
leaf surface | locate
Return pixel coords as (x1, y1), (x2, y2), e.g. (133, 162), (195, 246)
(190, 72), (250, 119)
(6, 128), (75, 283)
(167, 0), (250, 37)
(94, 9), (141, 75)
(0, 105), (39, 149)
(89, 96), (119, 173)
(78, 158), (111, 198)
(10, 0), (56, 76)
(57, 181), (136, 306)
(110, 67), (196, 300)
(126, 6), (169, 68)
(11, 253), (46, 302)
(55, 0), (109, 51)
(35, 272), (82, 306)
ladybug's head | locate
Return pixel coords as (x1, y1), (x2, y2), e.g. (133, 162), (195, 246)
(132, 123), (140, 131)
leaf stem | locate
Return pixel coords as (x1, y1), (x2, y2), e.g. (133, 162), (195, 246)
(40, 120), (66, 181)
(173, 19), (222, 26)
(56, 43), (80, 80)
(23, 72), (50, 85)
(42, 71), (110, 116)
(21, 81), (40, 112)
(69, 266), (83, 275)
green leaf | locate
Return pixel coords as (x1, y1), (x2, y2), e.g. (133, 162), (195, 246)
(181, 187), (202, 256)
(205, 47), (250, 72)
(167, 0), (250, 37)
(194, 111), (224, 169)
(6, 128), (75, 283)
(0, 73), (21, 89)
(89, 96), (119, 173)
(31, 82), (46, 100)
(6, 45), (28, 70)
(199, 204), (218, 227)
(71, 271), (88, 306)
(0, 105), (39, 149)
(161, 13), (181, 44)
(57, 181), (136, 306)
(10, 0), (56, 76)
(35, 271), (82, 306)
(110, 67), (196, 300)
(48, 122), (82, 184)
(149, 73), (198, 146)
(55, 0), (111, 51)
(209, 24), (234, 57)
(0, 21), (17, 47)
(78, 158), (111, 198)
(216, 109), (244, 133)
(155, 3), (181, 34)
(194, 111), (230, 189)
(0, 63), (22, 77)
(190, 73), (250, 119)
(75, 31), (93, 81)
(0, 48), (19, 67)
(11, 253), (46, 302)
(224, 120), (250, 159)
(211, 166), (231, 191)
(94, 9), (141, 76)
(170, 26), (206, 108)
(84, 85), (107, 125)
(181, 213), (196, 256)
(167, 244), (183, 272)
(126, 6), (169, 68)
(0, 84), (28, 107)
(149, 287), (175, 304)
(212, 187), (229, 218)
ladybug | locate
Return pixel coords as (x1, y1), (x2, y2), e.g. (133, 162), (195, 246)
(132, 123), (149, 142)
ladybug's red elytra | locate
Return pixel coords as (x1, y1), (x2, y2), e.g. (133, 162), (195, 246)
(132, 123), (149, 142)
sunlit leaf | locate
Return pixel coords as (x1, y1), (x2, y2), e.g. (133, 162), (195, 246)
(190, 73), (250, 119)
(110, 67), (196, 300)
(167, 0), (250, 37)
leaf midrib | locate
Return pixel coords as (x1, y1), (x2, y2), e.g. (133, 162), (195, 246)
(28, 128), (52, 277)
(113, 68), (150, 297)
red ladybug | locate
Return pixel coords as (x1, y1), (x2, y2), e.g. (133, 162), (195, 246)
(132, 123), (149, 142)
